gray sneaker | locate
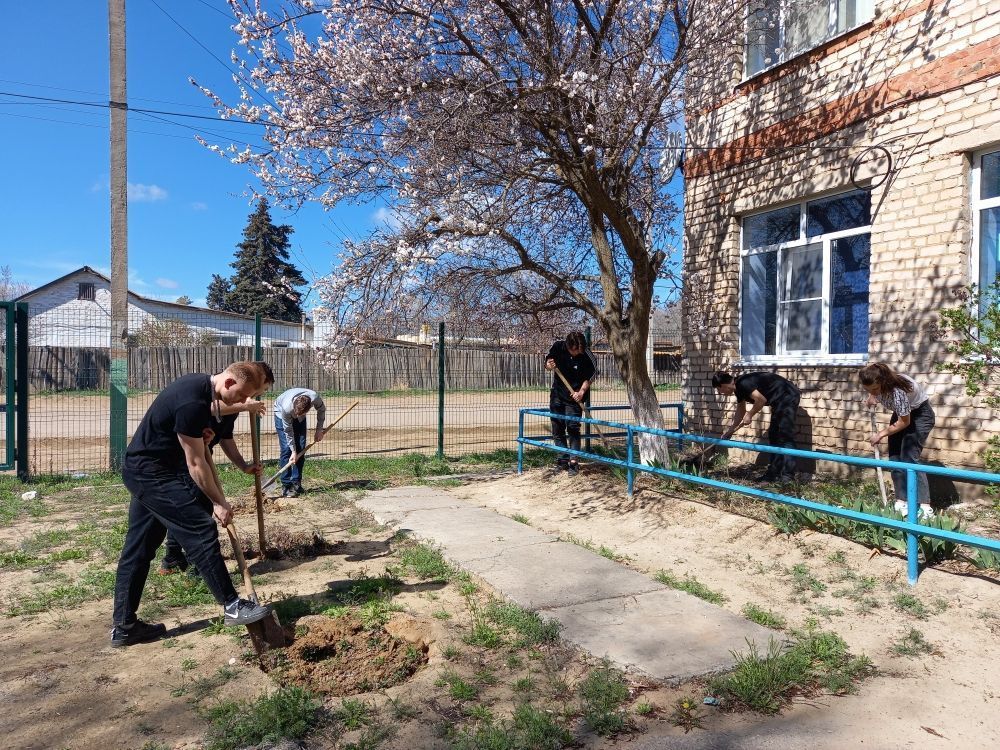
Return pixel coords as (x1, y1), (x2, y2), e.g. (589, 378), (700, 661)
(224, 597), (272, 626)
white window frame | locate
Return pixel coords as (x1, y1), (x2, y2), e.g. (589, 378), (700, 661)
(738, 194), (871, 366)
(744, 0), (876, 79)
(971, 149), (1000, 292)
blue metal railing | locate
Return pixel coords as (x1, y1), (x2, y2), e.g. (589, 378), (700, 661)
(526, 402), (684, 444)
(517, 408), (1000, 585)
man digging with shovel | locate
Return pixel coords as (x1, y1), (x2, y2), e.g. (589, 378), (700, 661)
(545, 331), (598, 477)
(110, 362), (274, 648)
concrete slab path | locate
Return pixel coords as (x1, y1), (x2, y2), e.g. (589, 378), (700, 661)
(357, 486), (775, 683)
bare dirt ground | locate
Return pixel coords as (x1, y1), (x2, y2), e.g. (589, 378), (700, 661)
(5, 389), (667, 474)
(1, 460), (997, 749)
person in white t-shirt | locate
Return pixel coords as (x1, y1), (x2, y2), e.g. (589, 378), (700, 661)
(859, 362), (935, 511)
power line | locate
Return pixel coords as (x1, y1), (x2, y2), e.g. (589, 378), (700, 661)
(0, 76), (219, 112)
(146, 0), (277, 109)
(191, 0), (235, 20)
(0, 109), (217, 141)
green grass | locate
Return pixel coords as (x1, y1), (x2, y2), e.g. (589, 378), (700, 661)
(578, 662), (633, 737)
(334, 698), (373, 730)
(742, 603), (786, 630)
(389, 542), (453, 580)
(510, 513), (531, 525)
(201, 687), (321, 750)
(789, 564), (827, 597)
(5, 566), (117, 616)
(654, 569), (727, 605)
(891, 628), (937, 657)
(436, 668), (479, 701)
(451, 703), (573, 750)
(482, 600), (561, 646)
(891, 593), (930, 620)
(708, 624), (873, 714)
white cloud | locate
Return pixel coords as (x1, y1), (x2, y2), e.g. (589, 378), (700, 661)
(128, 182), (168, 202)
(191, 201), (208, 211)
(155, 278), (179, 289)
(371, 206), (402, 230)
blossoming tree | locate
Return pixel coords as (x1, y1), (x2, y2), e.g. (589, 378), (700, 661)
(206, 0), (732, 458)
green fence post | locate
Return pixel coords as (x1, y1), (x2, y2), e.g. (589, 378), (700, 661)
(438, 322), (445, 460)
(254, 314), (262, 360)
(584, 326), (592, 452)
(15, 303), (29, 480)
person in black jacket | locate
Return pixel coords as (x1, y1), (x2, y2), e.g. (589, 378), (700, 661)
(545, 331), (598, 476)
(712, 370), (800, 481)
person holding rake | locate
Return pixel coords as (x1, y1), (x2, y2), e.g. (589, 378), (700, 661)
(859, 362), (935, 516)
(545, 331), (598, 477)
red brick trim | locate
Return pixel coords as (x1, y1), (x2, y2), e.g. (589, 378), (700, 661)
(685, 35), (1000, 179)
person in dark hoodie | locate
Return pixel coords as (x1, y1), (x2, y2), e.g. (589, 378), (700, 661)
(545, 331), (598, 477)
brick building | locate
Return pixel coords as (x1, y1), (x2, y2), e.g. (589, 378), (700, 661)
(683, 0), (1000, 498)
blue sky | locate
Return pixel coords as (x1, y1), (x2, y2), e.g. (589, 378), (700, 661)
(0, 0), (377, 308)
(1, 1), (681, 309)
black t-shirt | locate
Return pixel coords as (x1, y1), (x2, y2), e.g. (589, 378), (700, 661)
(546, 340), (598, 398)
(208, 413), (238, 450)
(734, 372), (796, 405)
(126, 373), (214, 470)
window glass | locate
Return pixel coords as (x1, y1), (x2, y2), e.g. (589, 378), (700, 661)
(743, 205), (800, 249)
(782, 244), (823, 352)
(741, 251), (777, 356)
(830, 234), (870, 354)
(746, 1), (781, 76)
(786, 0), (830, 56)
(982, 152), (1000, 201)
(806, 190), (870, 236)
(980, 206), (1000, 293)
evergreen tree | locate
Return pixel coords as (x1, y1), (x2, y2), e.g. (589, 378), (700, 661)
(174, 295), (192, 305)
(206, 198), (307, 321)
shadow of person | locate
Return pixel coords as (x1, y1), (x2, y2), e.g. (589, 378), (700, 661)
(923, 460), (960, 509)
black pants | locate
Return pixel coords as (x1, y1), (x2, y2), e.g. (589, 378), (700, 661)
(550, 391), (583, 459)
(764, 383), (800, 478)
(113, 457), (237, 627)
(888, 401), (935, 503)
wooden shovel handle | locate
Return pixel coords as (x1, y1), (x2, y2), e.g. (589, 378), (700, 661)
(551, 366), (610, 450)
(225, 521), (257, 601)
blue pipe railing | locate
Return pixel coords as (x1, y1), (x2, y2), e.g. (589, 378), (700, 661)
(516, 408), (1000, 585)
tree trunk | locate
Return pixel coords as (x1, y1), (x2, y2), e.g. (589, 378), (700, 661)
(603, 315), (670, 466)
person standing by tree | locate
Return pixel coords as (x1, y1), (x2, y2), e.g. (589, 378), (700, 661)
(712, 371), (800, 482)
(111, 362), (273, 648)
(859, 362), (935, 514)
(545, 331), (598, 477)
(274, 387), (326, 496)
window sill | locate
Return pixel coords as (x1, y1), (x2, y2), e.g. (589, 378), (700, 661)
(736, 355), (868, 368)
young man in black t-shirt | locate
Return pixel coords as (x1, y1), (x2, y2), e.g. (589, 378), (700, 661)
(712, 370), (800, 481)
(158, 394), (269, 576)
(545, 331), (598, 477)
(110, 362), (273, 648)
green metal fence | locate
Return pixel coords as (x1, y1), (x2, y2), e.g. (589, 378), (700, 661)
(14, 299), (681, 476)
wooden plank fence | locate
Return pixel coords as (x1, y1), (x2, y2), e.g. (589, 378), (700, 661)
(21, 345), (681, 394)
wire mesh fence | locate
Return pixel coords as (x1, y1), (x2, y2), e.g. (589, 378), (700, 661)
(13, 297), (682, 476)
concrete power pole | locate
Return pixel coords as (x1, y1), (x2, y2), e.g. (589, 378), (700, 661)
(109, 0), (128, 470)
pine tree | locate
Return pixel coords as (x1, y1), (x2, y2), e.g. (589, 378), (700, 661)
(206, 199), (307, 321)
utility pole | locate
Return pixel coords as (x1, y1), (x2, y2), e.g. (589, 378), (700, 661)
(109, 0), (129, 470)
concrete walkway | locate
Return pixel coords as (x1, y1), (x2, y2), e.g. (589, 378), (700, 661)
(357, 486), (774, 684)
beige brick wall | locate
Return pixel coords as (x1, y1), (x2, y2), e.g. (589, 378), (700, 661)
(684, 0), (1000, 501)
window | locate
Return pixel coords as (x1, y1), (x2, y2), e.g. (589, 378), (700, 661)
(746, 0), (875, 77)
(213, 335), (239, 346)
(77, 282), (96, 301)
(973, 150), (1000, 314)
(270, 341), (290, 348)
(740, 189), (871, 361)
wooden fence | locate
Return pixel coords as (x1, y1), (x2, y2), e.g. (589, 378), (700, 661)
(20, 344), (681, 394)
